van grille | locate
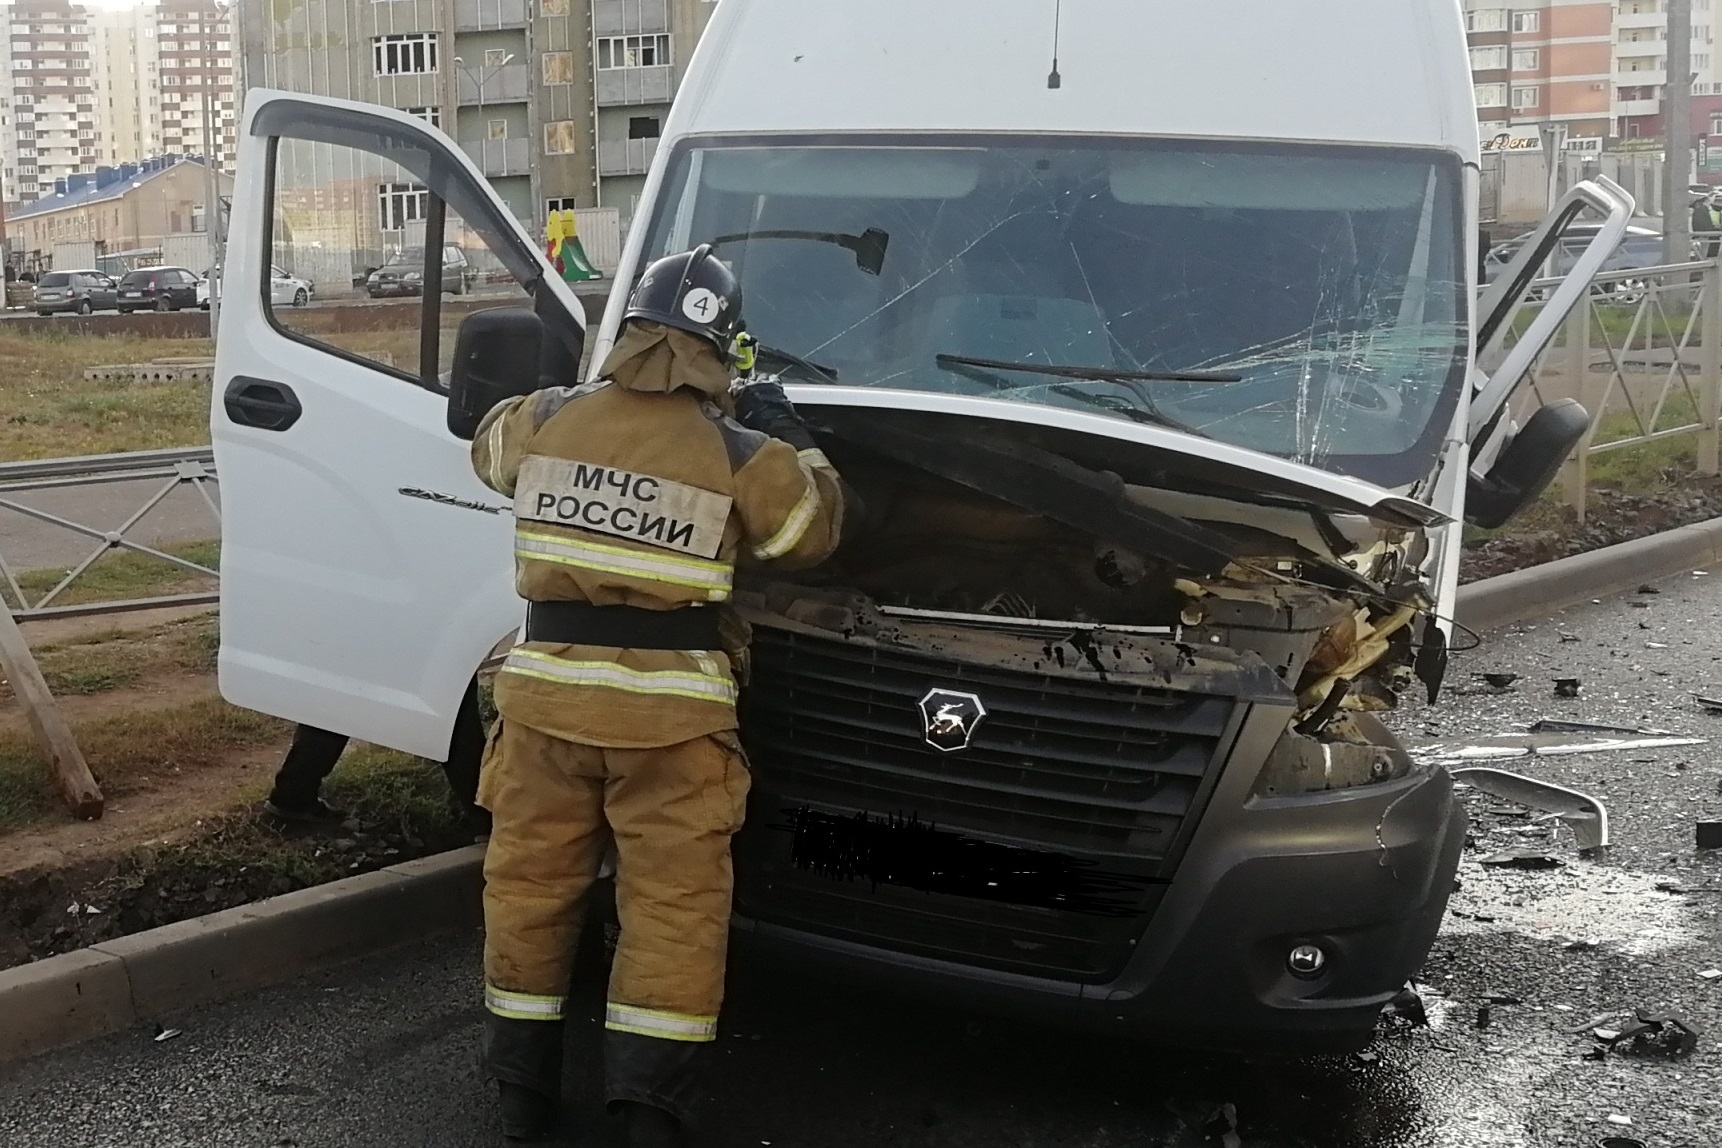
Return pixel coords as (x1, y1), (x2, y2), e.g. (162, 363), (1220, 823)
(734, 623), (1245, 982)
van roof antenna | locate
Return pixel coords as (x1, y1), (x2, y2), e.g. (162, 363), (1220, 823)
(1047, 0), (1063, 89)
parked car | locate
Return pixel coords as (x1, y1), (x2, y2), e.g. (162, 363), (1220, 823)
(34, 269), (119, 316)
(1484, 223), (1687, 305)
(364, 245), (475, 298)
(199, 265), (314, 309)
(116, 265), (202, 313)
(217, 0), (1628, 1055)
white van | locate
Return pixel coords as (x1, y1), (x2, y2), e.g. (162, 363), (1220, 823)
(214, 0), (1629, 1051)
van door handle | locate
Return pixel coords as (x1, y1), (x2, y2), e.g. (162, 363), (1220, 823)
(224, 377), (303, 431)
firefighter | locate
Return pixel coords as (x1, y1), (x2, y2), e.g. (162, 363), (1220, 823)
(469, 245), (846, 1144)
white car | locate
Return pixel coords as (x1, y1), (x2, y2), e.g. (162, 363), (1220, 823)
(200, 265), (314, 309)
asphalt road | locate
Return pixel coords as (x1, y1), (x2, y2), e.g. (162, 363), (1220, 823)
(0, 477), (220, 576)
(1, 577), (1719, 1147)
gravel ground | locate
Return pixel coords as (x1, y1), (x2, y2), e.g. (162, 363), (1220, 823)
(0, 578), (1718, 1148)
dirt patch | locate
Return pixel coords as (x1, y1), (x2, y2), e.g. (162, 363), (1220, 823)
(1459, 474), (1722, 582)
(0, 754), (479, 970)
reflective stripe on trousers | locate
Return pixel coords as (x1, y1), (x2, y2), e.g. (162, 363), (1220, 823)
(500, 649), (738, 705)
(486, 984), (566, 1022)
(605, 1003), (718, 1042)
(516, 529), (733, 600)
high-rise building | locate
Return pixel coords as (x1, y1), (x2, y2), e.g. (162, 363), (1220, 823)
(1462, 0), (1721, 143)
(2, 0), (99, 203)
(238, 0), (717, 234)
(1, 0), (236, 206)
(91, 2), (148, 164)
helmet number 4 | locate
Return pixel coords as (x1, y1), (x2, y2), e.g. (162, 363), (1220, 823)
(682, 287), (720, 324)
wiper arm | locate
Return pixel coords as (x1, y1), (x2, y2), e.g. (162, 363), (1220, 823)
(935, 353), (1243, 384)
(752, 343), (840, 385)
(933, 354), (1210, 438)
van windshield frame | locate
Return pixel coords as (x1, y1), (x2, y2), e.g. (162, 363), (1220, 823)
(633, 133), (1469, 489)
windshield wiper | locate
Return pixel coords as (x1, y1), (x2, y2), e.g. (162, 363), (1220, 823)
(752, 342), (840, 385)
(935, 353), (1243, 384)
(933, 354), (1212, 437)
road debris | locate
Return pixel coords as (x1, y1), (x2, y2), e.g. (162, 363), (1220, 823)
(1476, 1004), (1492, 1029)
(1479, 848), (1564, 869)
(1416, 726), (1701, 773)
(1589, 1009), (1701, 1057)
(1698, 821), (1722, 850)
(1596, 1138), (1646, 1148)
(1636, 584), (1661, 594)
(1697, 969), (1722, 981)
(1450, 767), (1611, 850)
(1554, 678), (1582, 697)
(1693, 694), (1722, 714)
(153, 1026), (182, 1043)
(1480, 672), (1519, 690)
(1383, 983), (1428, 1028)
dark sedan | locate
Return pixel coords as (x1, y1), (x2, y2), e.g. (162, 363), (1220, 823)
(116, 266), (202, 313)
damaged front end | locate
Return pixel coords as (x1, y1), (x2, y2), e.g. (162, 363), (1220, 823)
(729, 403), (1467, 1052)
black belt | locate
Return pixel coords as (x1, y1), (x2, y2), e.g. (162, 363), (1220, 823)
(524, 600), (722, 650)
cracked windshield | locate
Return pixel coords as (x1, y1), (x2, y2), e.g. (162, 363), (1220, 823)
(640, 140), (1466, 485)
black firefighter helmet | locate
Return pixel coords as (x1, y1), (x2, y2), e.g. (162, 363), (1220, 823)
(622, 244), (744, 354)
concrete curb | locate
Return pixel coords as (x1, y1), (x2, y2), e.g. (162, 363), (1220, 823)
(0, 845), (484, 1066)
(3, 521), (1720, 1067)
(1456, 517), (1722, 632)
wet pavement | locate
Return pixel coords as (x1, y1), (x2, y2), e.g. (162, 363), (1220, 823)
(1, 576), (1719, 1147)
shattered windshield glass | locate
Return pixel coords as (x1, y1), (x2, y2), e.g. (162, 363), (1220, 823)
(637, 137), (1467, 487)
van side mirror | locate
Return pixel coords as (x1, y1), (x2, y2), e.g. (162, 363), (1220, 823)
(1465, 399), (1590, 529)
(447, 308), (544, 441)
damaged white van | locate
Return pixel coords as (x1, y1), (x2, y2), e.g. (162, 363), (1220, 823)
(214, 0), (1631, 1052)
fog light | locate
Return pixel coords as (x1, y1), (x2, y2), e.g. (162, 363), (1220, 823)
(1287, 944), (1327, 978)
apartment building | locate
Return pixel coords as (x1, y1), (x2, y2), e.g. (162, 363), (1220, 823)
(1, 0), (236, 207)
(1, 0), (98, 203)
(152, 0), (236, 166)
(91, 2), (147, 165)
(1464, 0), (1721, 145)
(238, 0), (716, 233)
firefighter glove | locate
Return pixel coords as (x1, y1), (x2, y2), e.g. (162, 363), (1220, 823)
(733, 380), (815, 452)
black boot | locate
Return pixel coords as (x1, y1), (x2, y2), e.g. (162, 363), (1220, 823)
(604, 1029), (708, 1134)
(619, 1100), (683, 1148)
(485, 1014), (565, 1141)
(498, 1081), (557, 1142)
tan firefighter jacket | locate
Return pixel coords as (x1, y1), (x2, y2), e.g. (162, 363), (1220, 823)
(472, 321), (845, 749)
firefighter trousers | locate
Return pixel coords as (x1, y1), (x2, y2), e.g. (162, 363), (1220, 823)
(478, 717), (751, 1115)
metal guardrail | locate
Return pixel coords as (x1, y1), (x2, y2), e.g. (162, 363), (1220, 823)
(1498, 256), (1722, 521)
(0, 446), (221, 621)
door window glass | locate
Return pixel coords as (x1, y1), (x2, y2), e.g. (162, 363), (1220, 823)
(268, 136), (532, 388)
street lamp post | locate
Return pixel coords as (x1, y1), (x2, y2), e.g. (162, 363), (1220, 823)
(202, 0), (233, 336)
(452, 54), (514, 175)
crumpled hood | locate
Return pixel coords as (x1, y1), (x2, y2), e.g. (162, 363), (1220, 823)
(599, 320), (733, 403)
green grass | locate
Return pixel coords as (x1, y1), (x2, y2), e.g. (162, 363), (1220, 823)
(4, 539), (219, 610)
(0, 331), (215, 460)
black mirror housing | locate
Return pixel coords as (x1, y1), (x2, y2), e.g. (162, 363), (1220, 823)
(447, 308), (544, 441)
(1465, 399), (1590, 529)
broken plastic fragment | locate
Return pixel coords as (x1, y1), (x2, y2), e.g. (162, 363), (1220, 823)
(1606, 1115), (1633, 1127)
(1449, 767), (1611, 850)
(1554, 678), (1582, 697)
(1481, 672), (1519, 689)
(1479, 848), (1564, 869)
(1697, 969), (1722, 981)
(153, 1027), (182, 1043)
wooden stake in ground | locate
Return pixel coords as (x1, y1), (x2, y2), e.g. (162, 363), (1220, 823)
(0, 608), (103, 820)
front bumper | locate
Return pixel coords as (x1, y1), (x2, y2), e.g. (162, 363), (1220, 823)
(735, 762), (1463, 1054)
(730, 617), (1465, 1054)
(368, 281), (421, 297)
